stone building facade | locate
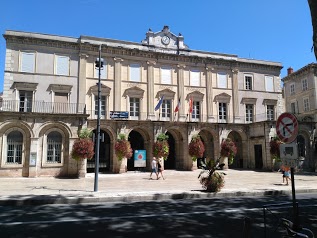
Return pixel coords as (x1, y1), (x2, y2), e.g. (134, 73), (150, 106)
(282, 64), (317, 170)
(0, 26), (288, 177)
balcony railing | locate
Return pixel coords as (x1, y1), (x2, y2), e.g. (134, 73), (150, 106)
(0, 100), (86, 114)
(85, 110), (276, 124)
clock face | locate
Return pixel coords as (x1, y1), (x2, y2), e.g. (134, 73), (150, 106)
(161, 35), (170, 45)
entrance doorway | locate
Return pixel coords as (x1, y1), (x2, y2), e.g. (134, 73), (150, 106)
(128, 130), (144, 171)
(88, 129), (110, 173)
(254, 144), (263, 169)
(165, 131), (176, 169)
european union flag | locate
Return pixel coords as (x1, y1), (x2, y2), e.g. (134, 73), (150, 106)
(155, 95), (164, 111)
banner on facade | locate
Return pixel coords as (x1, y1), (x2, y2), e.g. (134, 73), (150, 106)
(134, 150), (146, 167)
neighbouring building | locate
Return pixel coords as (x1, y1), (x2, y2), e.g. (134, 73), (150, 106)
(282, 64), (317, 170)
(0, 26), (289, 177)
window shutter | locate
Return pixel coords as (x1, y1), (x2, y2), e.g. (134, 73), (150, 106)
(190, 70), (200, 86)
(56, 56), (69, 75)
(130, 64), (140, 82)
(218, 73), (227, 88)
(161, 67), (171, 84)
(265, 76), (274, 92)
(21, 52), (35, 73)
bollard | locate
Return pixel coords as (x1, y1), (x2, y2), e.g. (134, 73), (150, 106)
(242, 216), (251, 238)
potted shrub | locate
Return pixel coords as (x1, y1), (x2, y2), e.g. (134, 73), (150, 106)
(220, 138), (237, 169)
(198, 160), (225, 192)
(188, 134), (205, 161)
(115, 133), (133, 161)
(153, 133), (169, 160)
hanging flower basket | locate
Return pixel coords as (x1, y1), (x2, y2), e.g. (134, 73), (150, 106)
(153, 133), (169, 160)
(115, 134), (133, 161)
(189, 134), (205, 161)
(71, 138), (95, 161)
(220, 138), (237, 165)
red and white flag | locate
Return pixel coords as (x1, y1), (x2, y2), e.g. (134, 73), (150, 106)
(188, 97), (193, 114)
(174, 97), (181, 112)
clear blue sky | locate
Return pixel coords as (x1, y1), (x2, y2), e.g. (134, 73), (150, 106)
(0, 0), (315, 92)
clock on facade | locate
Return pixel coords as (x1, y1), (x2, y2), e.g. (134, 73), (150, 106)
(161, 35), (170, 45)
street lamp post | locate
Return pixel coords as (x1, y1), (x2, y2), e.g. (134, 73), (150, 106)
(94, 45), (103, 192)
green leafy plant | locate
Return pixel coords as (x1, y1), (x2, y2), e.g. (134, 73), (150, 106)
(198, 160), (225, 192)
(115, 133), (133, 161)
(153, 133), (169, 160)
(71, 128), (94, 161)
(270, 137), (282, 162)
(188, 134), (205, 161)
(220, 138), (237, 165)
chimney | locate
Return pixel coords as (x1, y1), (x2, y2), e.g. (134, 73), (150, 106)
(287, 67), (294, 75)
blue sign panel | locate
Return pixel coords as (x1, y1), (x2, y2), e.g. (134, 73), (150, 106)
(110, 111), (129, 119)
(134, 150), (146, 167)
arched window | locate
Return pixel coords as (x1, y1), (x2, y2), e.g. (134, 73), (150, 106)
(7, 131), (23, 164)
(47, 131), (62, 163)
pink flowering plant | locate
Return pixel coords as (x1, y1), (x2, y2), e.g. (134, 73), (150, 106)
(153, 133), (169, 160)
(71, 128), (94, 161)
(115, 133), (133, 161)
(189, 134), (205, 161)
(220, 138), (237, 165)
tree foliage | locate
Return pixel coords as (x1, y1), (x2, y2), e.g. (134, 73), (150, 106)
(308, 0), (317, 61)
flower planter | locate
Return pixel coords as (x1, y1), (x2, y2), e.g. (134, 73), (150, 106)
(119, 157), (127, 173)
(77, 159), (87, 178)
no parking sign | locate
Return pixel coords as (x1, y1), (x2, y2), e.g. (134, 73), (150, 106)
(276, 112), (299, 143)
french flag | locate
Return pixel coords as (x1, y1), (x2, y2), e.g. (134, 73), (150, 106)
(174, 97), (181, 112)
(155, 95), (164, 111)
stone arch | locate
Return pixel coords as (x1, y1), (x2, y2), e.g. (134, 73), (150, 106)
(164, 126), (186, 170)
(126, 126), (151, 171)
(0, 121), (33, 177)
(227, 130), (246, 169)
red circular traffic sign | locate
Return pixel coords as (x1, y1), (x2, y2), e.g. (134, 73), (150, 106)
(276, 113), (299, 143)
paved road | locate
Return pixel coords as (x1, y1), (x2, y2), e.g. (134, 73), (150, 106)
(0, 193), (316, 238)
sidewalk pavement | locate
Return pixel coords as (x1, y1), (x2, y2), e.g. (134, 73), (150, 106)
(0, 169), (317, 206)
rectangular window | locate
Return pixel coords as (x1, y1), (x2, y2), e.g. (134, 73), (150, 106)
(162, 99), (171, 120)
(130, 64), (140, 82)
(245, 75), (253, 90)
(95, 95), (106, 116)
(190, 70), (200, 86)
(191, 101), (200, 121)
(303, 98), (310, 112)
(219, 102), (227, 122)
(302, 79), (308, 91)
(290, 83), (295, 95)
(20, 52), (35, 73)
(217, 73), (227, 88)
(55, 55), (70, 75)
(130, 97), (140, 119)
(291, 102), (296, 114)
(19, 91), (33, 112)
(47, 140), (61, 163)
(246, 104), (253, 123)
(95, 60), (107, 79)
(265, 76), (274, 92)
(267, 105), (274, 120)
(161, 67), (171, 84)
(54, 92), (68, 113)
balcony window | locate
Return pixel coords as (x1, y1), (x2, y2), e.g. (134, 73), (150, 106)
(267, 105), (274, 120)
(246, 104), (253, 123)
(219, 102), (227, 122)
(19, 91), (33, 112)
(192, 101), (200, 121)
(94, 95), (106, 117)
(162, 99), (171, 121)
(130, 97), (140, 120)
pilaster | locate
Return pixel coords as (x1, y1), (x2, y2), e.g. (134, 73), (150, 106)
(114, 57), (124, 111)
(232, 68), (239, 122)
(177, 64), (186, 122)
(206, 66), (214, 122)
(78, 53), (88, 107)
(147, 60), (156, 120)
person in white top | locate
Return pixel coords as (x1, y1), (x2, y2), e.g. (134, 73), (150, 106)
(150, 157), (159, 180)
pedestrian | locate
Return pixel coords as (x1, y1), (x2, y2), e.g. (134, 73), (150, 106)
(283, 166), (291, 185)
(158, 158), (165, 180)
(150, 157), (159, 180)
